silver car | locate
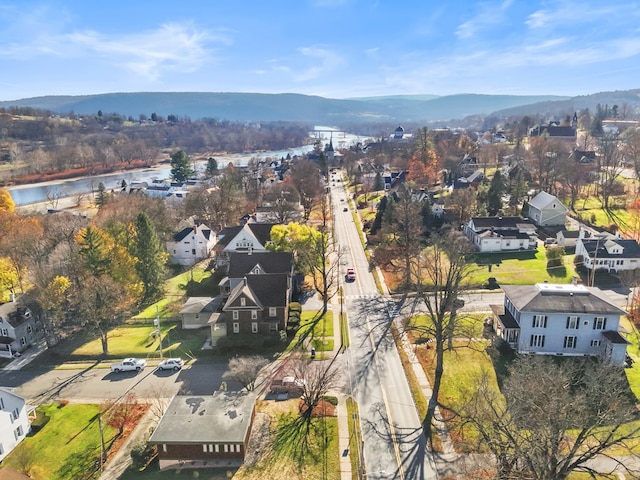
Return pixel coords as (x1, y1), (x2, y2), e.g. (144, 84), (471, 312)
(157, 358), (184, 371)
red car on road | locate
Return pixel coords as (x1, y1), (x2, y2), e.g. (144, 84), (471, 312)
(346, 268), (356, 282)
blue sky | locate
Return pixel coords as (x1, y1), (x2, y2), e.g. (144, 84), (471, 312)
(1, 0), (640, 101)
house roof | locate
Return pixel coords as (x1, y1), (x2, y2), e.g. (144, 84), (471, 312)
(502, 283), (626, 316)
(529, 125), (576, 137)
(179, 297), (222, 315)
(490, 304), (519, 329)
(216, 223), (275, 249)
(227, 252), (293, 278)
(470, 216), (535, 230)
(528, 191), (566, 212)
(579, 238), (640, 259)
(0, 387), (27, 404)
(602, 330), (630, 345)
(0, 301), (30, 328)
(223, 274), (289, 311)
(477, 229), (531, 240)
(558, 230), (580, 238)
(172, 224), (213, 242)
(148, 392), (256, 444)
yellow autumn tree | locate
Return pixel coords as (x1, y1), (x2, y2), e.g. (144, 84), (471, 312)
(0, 188), (15, 214)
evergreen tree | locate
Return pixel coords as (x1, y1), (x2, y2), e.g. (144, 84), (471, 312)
(170, 150), (195, 182)
(487, 170), (506, 215)
(135, 212), (166, 304)
(95, 182), (108, 209)
(205, 157), (218, 177)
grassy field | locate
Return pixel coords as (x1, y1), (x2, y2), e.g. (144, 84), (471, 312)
(34, 323), (210, 366)
(4, 403), (117, 480)
(467, 245), (575, 287)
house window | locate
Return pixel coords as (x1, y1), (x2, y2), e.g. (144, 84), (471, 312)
(14, 425), (23, 440)
(251, 322), (258, 333)
(224, 444), (229, 453)
(195, 314), (199, 319)
(0, 443), (4, 455)
(27, 325), (32, 334)
(233, 322), (240, 334)
(203, 444), (207, 452)
(192, 249), (196, 255)
(0, 328), (7, 336)
(215, 444), (220, 452)
(269, 307), (277, 317)
(20, 337), (26, 346)
(240, 298), (246, 307)
(593, 317), (607, 330)
(566, 316), (579, 329)
(532, 315), (547, 328)
(232, 311), (239, 320)
(530, 334), (545, 348)
(0, 397), (4, 409)
(251, 310), (258, 320)
(591, 339), (601, 347)
(162, 444), (167, 453)
(235, 444), (241, 452)
(563, 336), (577, 349)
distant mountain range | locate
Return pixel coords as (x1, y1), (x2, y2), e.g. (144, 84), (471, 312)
(1, 89), (638, 124)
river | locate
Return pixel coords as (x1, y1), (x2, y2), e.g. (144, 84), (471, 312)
(8, 127), (367, 207)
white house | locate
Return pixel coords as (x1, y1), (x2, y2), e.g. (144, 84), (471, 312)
(575, 235), (640, 273)
(166, 223), (217, 266)
(527, 191), (568, 227)
(214, 223), (276, 268)
(490, 283), (629, 366)
(463, 216), (537, 252)
(0, 387), (33, 462)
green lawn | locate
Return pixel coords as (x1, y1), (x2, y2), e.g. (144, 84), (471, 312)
(4, 403), (117, 480)
(134, 267), (212, 320)
(409, 313), (487, 339)
(296, 311), (334, 338)
(467, 245), (575, 286)
(35, 323), (209, 366)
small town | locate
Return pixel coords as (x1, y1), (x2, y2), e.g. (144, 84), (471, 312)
(3, 2), (640, 480)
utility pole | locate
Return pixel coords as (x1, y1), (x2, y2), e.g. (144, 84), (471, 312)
(154, 306), (163, 359)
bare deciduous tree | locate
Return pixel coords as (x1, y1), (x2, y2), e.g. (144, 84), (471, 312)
(407, 231), (474, 440)
(222, 355), (269, 391)
(454, 356), (640, 480)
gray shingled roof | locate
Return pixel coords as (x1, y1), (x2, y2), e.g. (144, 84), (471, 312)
(528, 191), (560, 211)
(580, 239), (640, 259)
(501, 284), (626, 315)
(470, 216), (535, 230)
(227, 252), (293, 278)
(149, 392), (256, 444)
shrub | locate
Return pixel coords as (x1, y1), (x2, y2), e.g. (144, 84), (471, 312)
(322, 395), (338, 406)
(289, 302), (302, 313)
(130, 442), (157, 470)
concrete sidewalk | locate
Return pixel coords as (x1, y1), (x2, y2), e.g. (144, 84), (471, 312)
(2, 338), (48, 371)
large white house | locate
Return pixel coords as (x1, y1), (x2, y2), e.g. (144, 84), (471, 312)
(490, 283), (629, 366)
(463, 216), (537, 252)
(166, 223), (217, 266)
(0, 387), (32, 462)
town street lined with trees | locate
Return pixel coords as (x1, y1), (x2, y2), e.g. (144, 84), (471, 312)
(2, 103), (640, 480)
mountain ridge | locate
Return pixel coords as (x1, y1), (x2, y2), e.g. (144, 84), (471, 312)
(0, 90), (637, 124)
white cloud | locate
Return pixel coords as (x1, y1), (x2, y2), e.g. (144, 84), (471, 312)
(65, 23), (222, 79)
(456, 0), (513, 39)
(293, 46), (345, 82)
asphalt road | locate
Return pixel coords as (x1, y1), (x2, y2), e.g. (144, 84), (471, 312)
(331, 175), (437, 480)
(0, 361), (233, 405)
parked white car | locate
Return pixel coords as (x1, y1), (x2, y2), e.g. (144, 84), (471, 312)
(157, 358), (184, 371)
(110, 358), (147, 373)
